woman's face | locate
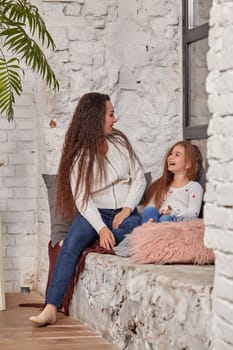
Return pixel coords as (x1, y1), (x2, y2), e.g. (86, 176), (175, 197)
(103, 100), (117, 136)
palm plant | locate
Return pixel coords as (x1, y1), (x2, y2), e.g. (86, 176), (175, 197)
(0, 0), (59, 121)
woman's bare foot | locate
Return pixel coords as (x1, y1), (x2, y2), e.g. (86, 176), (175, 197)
(29, 304), (57, 326)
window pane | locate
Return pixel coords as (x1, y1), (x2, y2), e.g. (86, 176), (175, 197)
(188, 0), (211, 28)
(188, 38), (211, 127)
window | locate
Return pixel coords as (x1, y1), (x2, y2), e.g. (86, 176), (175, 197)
(182, 0), (212, 141)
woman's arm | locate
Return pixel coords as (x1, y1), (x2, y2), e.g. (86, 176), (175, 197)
(123, 156), (146, 211)
(112, 155), (146, 229)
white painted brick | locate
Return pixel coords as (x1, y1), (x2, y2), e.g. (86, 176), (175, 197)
(0, 187), (14, 198)
(8, 130), (36, 142)
(64, 2), (81, 16)
(14, 187), (37, 199)
(70, 41), (94, 65)
(2, 234), (16, 247)
(7, 223), (36, 234)
(4, 269), (22, 281)
(0, 199), (7, 212)
(214, 275), (233, 305)
(84, 0), (108, 17)
(47, 26), (69, 51)
(0, 165), (15, 176)
(7, 199), (37, 211)
(0, 131), (8, 142)
(0, 118), (16, 130)
(5, 177), (36, 187)
(214, 314), (233, 345)
(14, 105), (35, 118)
(2, 211), (35, 223)
(68, 22), (99, 41)
(209, 3), (233, 27)
(214, 338), (233, 350)
(208, 93), (233, 116)
(6, 244), (37, 258)
(0, 142), (18, 154)
(118, 0), (137, 19)
(205, 226), (233, 253)
(15, 165), (27, 176)
(214, 251), (233, 279)
(14, 93), (33, 106)
(215, 184), (233, 206)
(15, 119), (36, 130)
(204, 201), (233, 230)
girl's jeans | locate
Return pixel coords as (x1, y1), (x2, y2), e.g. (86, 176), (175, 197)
(46, 208), (141, 307)
(141, 206), (175, 224)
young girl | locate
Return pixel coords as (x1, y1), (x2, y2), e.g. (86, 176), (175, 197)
(141, 141), (204, 224)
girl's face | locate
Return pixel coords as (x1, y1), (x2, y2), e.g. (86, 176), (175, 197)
(103, 100), (117, 136)
(167, 144), (190, 175)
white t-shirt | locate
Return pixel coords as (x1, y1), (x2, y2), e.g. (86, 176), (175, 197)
(159, 181), (203, 218)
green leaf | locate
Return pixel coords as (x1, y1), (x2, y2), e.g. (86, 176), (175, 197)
(0, 0), (59, 121)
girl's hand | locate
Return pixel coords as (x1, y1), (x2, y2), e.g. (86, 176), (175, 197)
(160, 205), (173, 215)
(99, 226), (116, 250)
(112, 207), (132, 230)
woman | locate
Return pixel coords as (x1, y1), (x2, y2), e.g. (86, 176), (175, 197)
(30, 92), (146, 326)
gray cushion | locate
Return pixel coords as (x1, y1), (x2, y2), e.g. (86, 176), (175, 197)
(43, 174), (71, 247)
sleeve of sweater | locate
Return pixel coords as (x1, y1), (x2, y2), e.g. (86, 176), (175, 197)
(71, 165), (106, 234)
(123, 155), (146, 211)
(181, 181), (204, 218)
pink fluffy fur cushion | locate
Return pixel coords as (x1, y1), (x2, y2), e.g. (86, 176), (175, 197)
(129, 220), (215, 265)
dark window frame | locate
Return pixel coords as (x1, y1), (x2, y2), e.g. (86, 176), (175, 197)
(182, 0), (209, 140)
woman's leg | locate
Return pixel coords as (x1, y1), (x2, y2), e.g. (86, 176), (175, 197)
(141, 206), (160, 224)
(29, 214), (98, 326)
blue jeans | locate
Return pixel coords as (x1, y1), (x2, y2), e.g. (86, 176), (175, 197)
(141, 206), (175, 224)
(46, 208), (141, 307)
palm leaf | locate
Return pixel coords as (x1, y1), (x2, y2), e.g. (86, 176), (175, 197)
(0, 0), (60, 121)
(0, 54), (23, 121)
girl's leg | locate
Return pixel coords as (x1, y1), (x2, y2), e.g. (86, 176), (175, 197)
(29, 214), (98, 326)
(141, 206), (160, 224)
(112, 209), (142, 244)
(159, 214), (175, 222)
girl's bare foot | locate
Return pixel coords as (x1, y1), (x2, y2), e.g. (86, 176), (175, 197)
(29, 304), (57, 326)
(142, 218), (155, 227)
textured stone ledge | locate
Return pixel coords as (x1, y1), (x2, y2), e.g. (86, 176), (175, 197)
(69, 254), (214, 350)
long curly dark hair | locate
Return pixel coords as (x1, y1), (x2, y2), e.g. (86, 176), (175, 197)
(56, 92), (135, 219)
(143, 140), (203, 209)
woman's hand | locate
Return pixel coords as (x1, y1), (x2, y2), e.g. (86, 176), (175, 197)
(112, 207), (132, 230)
(99, 226), (116, 250)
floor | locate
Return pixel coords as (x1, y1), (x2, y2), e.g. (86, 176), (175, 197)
(0, 292), (119, 350)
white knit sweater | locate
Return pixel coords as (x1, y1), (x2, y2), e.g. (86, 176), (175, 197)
(71, 140), (146, 233)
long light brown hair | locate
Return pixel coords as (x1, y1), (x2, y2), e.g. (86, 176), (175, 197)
(56, 92), (135, 219)
(143, 140), (203, 209)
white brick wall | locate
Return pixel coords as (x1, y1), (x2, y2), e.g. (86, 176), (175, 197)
(0, 76), (39, 292)
(1, 0), (182, 295)
(205, 0), (233, 349)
